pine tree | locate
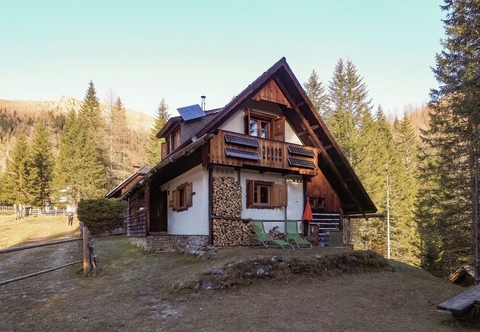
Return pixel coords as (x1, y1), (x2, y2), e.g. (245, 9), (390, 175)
(327, 59), (373, 167)
(0, 133), (38, 206)
(144, 99), (170, 166)
(106, 96), (133, 190)
(422, 0), (480, 279)
(79, 80), (102, 132)
(303, 70), (330, 118)
(30, 119), (54, 209)
(53, 111), (106, 208)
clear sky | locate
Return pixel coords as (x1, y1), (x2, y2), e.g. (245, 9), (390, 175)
(1, 0), (445, 118)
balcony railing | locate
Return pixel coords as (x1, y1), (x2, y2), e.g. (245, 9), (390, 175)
(208, 130), (318, 175)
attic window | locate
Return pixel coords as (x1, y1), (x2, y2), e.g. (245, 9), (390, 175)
(244, 109), (285, 141)
(172, 182), (193, 212)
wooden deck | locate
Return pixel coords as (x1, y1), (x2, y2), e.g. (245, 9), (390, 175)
(437, 285), (480, 314)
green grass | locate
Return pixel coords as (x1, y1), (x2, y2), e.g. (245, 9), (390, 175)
(0, 216), (476, 331)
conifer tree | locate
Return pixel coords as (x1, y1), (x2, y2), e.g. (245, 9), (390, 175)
(422, 0), (480, 279)
(53, 111), (106, 208)
(327, 59), (373, 168)
(106, 96), (132, 190)
(0, 133), (38, 205)
(303, 69), (330, 118)
(144, 99), (170, 166)
(79, 80), (102, 132)
(31, 119), (54, 209)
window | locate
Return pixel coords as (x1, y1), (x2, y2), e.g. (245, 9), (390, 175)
(171, 182), (193, 211)
(244, 109), (285, 141)
(246, 180), (287, 209)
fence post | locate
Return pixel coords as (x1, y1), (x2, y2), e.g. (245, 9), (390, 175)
(82, 226), (91, 276)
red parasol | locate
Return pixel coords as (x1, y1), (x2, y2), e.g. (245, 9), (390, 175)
(302, 197), (313, 222)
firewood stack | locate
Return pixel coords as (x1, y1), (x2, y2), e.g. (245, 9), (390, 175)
(212, 176), (254, 246)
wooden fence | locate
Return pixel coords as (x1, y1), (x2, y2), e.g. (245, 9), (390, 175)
(0, 224), (97, 286)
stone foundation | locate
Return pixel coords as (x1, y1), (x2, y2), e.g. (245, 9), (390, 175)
(129, 234), (174, 252)
(170, 235), (210, 254)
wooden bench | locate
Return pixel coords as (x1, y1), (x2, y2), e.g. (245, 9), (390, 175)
(437, 285), (480, 318)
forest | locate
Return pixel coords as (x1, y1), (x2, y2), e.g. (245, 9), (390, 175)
(0, 1), (479, 282)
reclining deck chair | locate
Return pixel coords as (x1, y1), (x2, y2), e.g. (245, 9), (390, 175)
(253, 220), (294, 251)
(285, 220), (313, 250)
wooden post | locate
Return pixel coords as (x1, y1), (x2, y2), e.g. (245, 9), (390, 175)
(82, 226), (91, 276)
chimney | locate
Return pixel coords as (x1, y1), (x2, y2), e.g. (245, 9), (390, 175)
(201, 95), (206, 111)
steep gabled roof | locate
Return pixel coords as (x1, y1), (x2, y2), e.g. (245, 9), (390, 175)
(128, 58), (376, 215)
(194, 57), (376, 215)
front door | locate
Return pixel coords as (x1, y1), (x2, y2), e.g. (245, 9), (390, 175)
(150, 189), (168, 232)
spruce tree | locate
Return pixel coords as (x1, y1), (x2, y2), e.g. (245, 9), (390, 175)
(303, 70), (331, 118)
(327, 59), (373, 168)
(53, 111), (106, 208)
(144, 99), (170, 166)
(423, 0), (480, 279)
(0, 133), (38, 206)
(79, 80), (102, 132)
(31, 119), (54, 209)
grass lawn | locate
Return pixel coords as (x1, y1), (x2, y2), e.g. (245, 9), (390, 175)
(0, 214), (474, 331)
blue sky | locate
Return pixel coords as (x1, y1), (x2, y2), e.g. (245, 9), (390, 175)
(1, 1), (445, 118)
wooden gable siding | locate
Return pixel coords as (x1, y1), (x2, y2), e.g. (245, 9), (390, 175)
(208, 130), (318, 176)
(306, 171), (341, 213)
(252, 80), (292, 108)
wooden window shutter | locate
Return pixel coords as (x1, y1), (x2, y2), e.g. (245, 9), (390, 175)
(172, 189), (180, 211)
(246, 179), (254, 208)
(161, 141), (168, 160)
(272, 184), (287, 207)
(185, 182), (193, 207)
(244, 109), (251, 135)
(273, 117), (285, 141)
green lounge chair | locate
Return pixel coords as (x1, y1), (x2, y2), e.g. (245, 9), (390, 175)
(285, 220), (313, 250)
(253, 220), (294, 251)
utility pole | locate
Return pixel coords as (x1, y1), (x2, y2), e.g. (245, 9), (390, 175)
(386, 163), (391, 260)
(473, 123), (479, 285)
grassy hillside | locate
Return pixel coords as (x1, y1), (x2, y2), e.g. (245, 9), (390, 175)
(0, 213), (473, 331)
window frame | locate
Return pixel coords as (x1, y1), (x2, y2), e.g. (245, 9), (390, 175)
(244, 109), (285, 141)
(246, 179), (287, 209)
(171, 182), (193, 212)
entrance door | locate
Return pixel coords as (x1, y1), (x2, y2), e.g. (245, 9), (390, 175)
(150, 189), (168, 232)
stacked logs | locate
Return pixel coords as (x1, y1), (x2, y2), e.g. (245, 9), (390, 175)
(212, 176), (255, 246)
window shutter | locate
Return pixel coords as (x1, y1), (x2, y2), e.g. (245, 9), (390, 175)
(246, 179), (254, 208)
(185, 182), (193, 207)
(273, 117), (285, 141)
(273, 184), (287, 207)
(172, 189), (179, 211)
(161, 141), (168, 160)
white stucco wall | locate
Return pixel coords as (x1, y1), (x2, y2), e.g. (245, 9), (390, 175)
(161, 164), (209, 235)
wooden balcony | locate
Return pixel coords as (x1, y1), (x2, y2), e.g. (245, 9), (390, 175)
(208, 130), (318, 175)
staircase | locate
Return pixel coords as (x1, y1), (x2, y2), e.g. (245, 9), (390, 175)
(147, 232), (175, 252)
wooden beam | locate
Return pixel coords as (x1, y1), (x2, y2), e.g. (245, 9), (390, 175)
(273, 76), (366, 215)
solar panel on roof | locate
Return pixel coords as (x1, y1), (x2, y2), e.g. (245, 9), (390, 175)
(177, 104), (205, 121)
(287, 145), (315, 158)
(224, 134), (260, 148)
(225, 148), (261, 161)
(287, 157), (316, 169)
